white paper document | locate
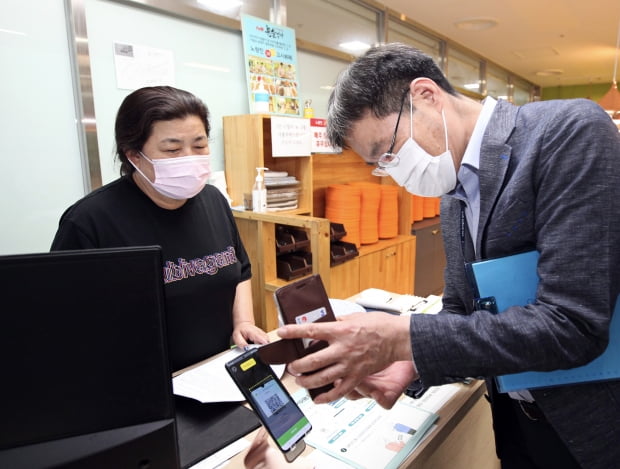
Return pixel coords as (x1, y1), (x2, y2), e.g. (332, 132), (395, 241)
(173, 348), (285, 403)
(407, 383), (460, 413)
(295, 390), (437, 469)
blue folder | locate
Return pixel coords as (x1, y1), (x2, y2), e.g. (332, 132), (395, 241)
(467, 250), (620, 393)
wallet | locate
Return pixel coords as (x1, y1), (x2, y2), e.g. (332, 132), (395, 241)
(257, 274), (336, 398)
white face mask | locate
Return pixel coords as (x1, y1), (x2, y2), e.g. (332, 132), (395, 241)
(131, 151), (211, 200)
(385, 96), (456, 197)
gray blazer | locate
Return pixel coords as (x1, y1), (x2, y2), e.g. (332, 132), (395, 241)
(410, 98), (620, 468)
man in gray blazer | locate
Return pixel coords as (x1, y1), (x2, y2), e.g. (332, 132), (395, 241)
(272, 43), (620, 469)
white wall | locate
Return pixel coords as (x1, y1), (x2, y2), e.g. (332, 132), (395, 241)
(0, 0), (85, 254)
(0, 0), (349, 255)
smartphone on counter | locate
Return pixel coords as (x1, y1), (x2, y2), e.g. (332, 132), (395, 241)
(225, 349), (311, 462)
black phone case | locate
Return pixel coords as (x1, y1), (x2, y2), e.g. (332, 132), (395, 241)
(224, 349), (309, 459)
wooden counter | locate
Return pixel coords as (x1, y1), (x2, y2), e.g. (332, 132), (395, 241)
(220, 373), (499, 469)
(177, 325), (499, 469)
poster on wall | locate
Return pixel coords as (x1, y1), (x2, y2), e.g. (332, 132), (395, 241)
(241, 15), (301, 117)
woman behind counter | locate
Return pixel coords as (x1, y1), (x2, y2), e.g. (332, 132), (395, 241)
(51, 86), (268, 371)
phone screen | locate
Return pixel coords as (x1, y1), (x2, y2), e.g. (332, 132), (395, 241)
(226, 350), (311, 453)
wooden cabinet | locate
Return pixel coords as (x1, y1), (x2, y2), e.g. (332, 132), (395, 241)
(329, 256), (360, 299)
(358, 236), (415, 294)
(225, 114), (329, 330)
(329, 237), (416, 299)
(412, 217), (446, 296)
(233, 210), (331, 331)
(224, 114), (417, 330)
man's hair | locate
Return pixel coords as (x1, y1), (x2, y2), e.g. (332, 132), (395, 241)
(327, 43), (457, 149)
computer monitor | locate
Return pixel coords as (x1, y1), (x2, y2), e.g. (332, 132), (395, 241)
(0, 246), (180, 468)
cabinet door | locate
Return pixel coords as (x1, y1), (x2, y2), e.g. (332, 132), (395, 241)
(413, 221), (446, 296)
(393, 238), (415, 294)
(359, 239), (415, 294)
(329, 257), (360, 299)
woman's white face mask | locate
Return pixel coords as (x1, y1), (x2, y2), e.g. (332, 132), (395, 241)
(385, 95), (457, 197)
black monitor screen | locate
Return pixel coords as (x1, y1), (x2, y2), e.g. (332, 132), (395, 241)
(0, 246), (175, 460)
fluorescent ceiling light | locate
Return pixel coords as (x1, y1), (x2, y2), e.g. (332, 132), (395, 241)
(196, 0), (242, 14)
(0, 28), (26, 36)
(454, 17), (498, 31)
(339, 41), (370, 52)
(536, 69), (564, 77)
(463, 83), (480, 90)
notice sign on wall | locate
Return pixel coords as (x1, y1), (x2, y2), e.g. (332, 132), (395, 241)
(113, 42), (175, 90)
(271, 116), (311, 157)
(241, 15), (301, 117)
(310, 118), (341, 154)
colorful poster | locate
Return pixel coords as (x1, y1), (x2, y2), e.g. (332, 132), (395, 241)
(241, 15), (301, 116)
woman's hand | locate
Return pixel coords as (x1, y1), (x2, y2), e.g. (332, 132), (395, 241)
(244, 429), (312, 469)
(232, 321), (269, 348)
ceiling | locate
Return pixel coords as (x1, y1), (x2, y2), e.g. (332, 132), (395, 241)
(380, 0), (620, 88)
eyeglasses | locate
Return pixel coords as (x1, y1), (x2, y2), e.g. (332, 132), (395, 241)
(371, 90), (409, 177)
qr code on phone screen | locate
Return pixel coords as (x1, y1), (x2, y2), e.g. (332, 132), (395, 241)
(265, 394), (285, 414)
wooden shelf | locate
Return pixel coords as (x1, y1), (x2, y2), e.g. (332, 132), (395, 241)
(224, 115), (417, 330)
(224, 114), (312, 214)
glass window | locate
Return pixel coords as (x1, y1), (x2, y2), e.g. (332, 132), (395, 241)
(287, 0), (380, 55)
(446, 46), (481, 93)
(297, 50), (349, 119)
(513, 76), (534, 105)
(486, 63), (511, 101)
(387, 18), (442, 65)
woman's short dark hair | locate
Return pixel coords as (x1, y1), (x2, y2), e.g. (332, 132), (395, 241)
(115, 86), (210, 176)
(327, 43), (458, 149)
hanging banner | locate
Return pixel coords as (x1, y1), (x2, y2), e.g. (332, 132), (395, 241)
(241, 15), (301, 116)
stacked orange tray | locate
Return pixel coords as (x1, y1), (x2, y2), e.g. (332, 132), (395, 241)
(422, 196), (437, 218)
(411, 194), (424, 222)
(325, 184), (362, 247)
(378, 185), (399, 239)
(349, 182), (381, 244)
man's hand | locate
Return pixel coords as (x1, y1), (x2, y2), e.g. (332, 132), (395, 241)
(346, 361), (418, 409)
(277, 312), (413, 403)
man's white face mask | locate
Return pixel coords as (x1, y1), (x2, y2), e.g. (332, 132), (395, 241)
(383, 94), (457, 197)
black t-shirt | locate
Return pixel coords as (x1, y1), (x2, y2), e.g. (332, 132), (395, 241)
(51, 176), (252, 371)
